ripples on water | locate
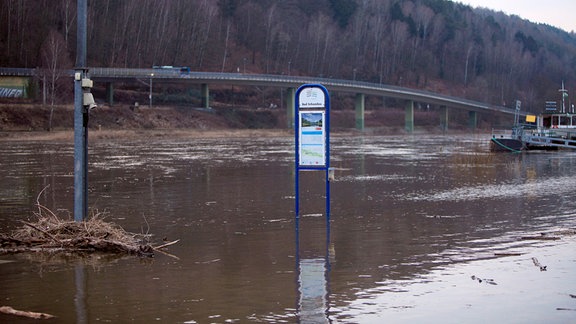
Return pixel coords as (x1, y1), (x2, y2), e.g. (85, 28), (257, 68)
(1, 134), (575, 323)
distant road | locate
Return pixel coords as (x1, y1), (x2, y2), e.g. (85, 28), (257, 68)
(0, 67), (519, 116)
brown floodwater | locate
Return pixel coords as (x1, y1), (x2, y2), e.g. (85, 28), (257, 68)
(1, 134), (575, 323)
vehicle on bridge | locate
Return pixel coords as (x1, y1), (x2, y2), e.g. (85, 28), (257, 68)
(152, 65), (190, 76)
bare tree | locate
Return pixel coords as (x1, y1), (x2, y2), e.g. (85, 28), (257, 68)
(59, 0), (75, 44)
(40, 29), (71, 131)
(263, 4), (277, 73)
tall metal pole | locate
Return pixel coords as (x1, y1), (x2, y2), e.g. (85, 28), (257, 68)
(74, 0), (88, 221)
(560, 81), (568, 114)
(149, 74), (153, 108)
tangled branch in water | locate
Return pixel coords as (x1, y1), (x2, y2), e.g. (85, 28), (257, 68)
(0, 209), (155, 257)
(0, 187), (163, 257)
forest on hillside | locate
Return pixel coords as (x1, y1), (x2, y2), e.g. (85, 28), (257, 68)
(1, 0), (576, 113)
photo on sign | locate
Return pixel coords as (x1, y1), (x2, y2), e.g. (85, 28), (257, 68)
(299, 112), (325, 166)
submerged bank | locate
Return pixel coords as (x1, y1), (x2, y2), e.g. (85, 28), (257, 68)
(0, 103), (491, 140)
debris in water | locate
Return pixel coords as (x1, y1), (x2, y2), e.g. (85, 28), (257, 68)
(521, 232), (560, 241)
(532, 257), (547, 271)
(0, 306), (55, 320)
(0, 189), (177, 258)
(471, 275), (498, 285)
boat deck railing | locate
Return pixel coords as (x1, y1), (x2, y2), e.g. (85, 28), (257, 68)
(523, 132), (576, 148)
(524, 127), (576, 138)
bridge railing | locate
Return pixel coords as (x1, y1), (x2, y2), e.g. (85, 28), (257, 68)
(0, 67), (36, 76)
(0, 67), (520, 116)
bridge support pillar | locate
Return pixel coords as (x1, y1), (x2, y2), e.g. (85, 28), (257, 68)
(201, 83), (209, 108)
(286, 87), (295, 128)
(355, 93), (365, 131)
(468, 111), (478, 130)
(440, 105), (448, 131)
(105, 82), (114, 106)
(405, 100), (414, 133)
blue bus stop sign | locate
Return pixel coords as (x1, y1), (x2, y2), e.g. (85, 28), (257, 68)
(295, 84), (330, 218)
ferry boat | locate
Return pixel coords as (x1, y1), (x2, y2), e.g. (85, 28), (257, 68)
(491, 83), (576, 152)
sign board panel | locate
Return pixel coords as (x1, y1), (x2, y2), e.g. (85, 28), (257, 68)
(299, 111), (326, 166)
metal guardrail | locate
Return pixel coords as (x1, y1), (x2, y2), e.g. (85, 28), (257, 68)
(0, 67), (519, 115)
(0, 67), (36, 76)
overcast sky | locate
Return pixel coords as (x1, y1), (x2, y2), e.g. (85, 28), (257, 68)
(454, 0), (576, 33)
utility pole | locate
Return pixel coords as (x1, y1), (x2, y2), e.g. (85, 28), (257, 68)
(74, 0), (95, 221)
(559, 81), (568, 114)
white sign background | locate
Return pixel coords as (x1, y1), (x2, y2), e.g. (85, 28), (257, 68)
(298, 87), (326, 108)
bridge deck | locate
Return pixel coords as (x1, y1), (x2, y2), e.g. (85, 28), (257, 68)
(0, 67), (520, 116)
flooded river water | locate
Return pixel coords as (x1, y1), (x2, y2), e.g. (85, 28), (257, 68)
(1, 134), (575, 323)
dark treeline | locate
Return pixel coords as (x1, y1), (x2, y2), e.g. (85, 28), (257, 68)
(1, 0), (576, 112)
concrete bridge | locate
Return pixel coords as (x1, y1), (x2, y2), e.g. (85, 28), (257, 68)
(1, 67), (519, 131)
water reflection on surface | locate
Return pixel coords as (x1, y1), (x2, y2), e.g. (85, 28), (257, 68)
(298, 258), (329, 323)
(1, 134), (575, 323)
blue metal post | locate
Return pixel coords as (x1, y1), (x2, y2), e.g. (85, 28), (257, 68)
(325, 97), (330, 220)
(295, 97), (300, 216)
(74, 0), (88, 222)
(73, 72), (86, 222)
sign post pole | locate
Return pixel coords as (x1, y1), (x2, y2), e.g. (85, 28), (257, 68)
(295, 84), (331, 219)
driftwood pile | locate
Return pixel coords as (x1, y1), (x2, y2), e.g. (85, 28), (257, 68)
(0, 209), (155, 257)
(0, 187), (180, 258)
(0, 190), (182, 257)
